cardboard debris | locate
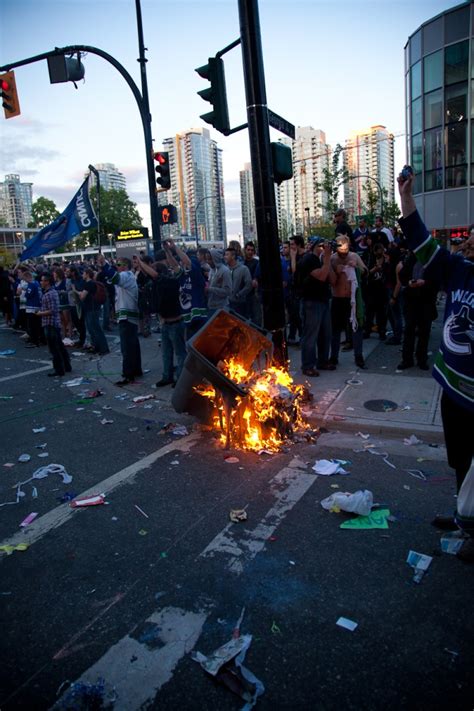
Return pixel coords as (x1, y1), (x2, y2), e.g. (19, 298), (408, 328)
(407, 550), (433, 583)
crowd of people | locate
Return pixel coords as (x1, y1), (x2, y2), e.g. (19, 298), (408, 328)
(0, 171), (472, 560)
(0, 210), (462, 386)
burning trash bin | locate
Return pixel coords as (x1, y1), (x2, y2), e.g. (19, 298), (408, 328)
(172, 310), (308, 451)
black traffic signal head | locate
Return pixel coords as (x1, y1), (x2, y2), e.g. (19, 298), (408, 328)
(155, 151), (171, 190)
(271, 142), (293, 185)
(195, 57), (230, 135)
(1, 71), (21, 119)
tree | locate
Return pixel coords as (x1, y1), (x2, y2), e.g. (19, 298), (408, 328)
(381, 187), (401, 226)
(63, 187), (143, 252)
(89, 187), (142, 245)
(320, 144), (350, 219)
(362, 180), (379, 220)
(28, 197), (59, 228)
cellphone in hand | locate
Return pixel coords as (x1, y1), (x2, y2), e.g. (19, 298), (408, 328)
(400, 165), (413, 182)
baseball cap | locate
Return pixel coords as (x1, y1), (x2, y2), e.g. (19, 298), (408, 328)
(309, 236), (325, 246)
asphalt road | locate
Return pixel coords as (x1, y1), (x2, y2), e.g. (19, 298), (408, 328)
(0, 323), (473, 711)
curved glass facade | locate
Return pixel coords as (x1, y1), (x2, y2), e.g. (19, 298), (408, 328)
(405, 1), (474, 235)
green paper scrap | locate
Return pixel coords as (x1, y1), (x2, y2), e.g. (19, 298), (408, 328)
(340, 508), (390, 530)
(160, 551), (168, 558)
(271, 621), (282, 634)
(0, 543), (29, 555)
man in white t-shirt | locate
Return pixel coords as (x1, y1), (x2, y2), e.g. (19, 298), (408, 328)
(373, 214), (394, 244)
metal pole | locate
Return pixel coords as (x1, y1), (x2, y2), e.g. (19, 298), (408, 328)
(1, 42), (161, 252)
(88, 164), (101, 253)
(238, 0), (286, 365)
(135, 0), (161, 254)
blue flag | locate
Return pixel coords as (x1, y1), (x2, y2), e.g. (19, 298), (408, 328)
(20, 176), (97, 261)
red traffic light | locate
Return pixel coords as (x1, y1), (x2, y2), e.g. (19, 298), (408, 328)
(1, 80), (10, 91)
(154, 152), (167, 165)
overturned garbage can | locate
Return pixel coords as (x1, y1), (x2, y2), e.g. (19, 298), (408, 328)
(171, 309), (273, 425)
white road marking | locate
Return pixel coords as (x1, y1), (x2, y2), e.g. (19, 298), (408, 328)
(54, 607), (208, 710)
(200, 456), (316, 574)
(0, 432), (201, 558)
(0, 364), (52, 382)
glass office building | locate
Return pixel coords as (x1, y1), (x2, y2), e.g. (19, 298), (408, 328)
(405, 1), (474, 238)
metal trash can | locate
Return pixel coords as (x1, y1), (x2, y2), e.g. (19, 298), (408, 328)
(171, 309), (273, 418)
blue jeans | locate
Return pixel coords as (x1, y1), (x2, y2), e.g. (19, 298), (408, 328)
(119, 320), (142, 379)
(301, 300), (331, 370)
(85, 309), (109, 354)
(161, 320), (187, 382)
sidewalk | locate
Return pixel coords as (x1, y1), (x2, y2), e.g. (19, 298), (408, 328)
(289, 335), (443, 442)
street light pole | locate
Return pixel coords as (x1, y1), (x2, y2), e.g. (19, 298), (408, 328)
(194, 194), (218, 247)
(88, 164), (101, 253)
(343, 174), (384, 222)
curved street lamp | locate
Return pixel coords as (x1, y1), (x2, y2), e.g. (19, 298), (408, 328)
(194, 194), (218, 247)
(340, 174), (384, 222)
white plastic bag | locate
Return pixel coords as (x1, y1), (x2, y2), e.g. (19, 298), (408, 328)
(457, 458), (474, 518)
(320, 489), (373, 516)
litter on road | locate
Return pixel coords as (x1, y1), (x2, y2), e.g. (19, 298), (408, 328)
(192, 632), (264, 709)
(0, 543), (29, 555)
(70, 494), (106, 508)
(229, 508), (248, 523)
(132, 394), (155, 403)
(18, 454), (31, 463)
(404, 435), (422, 446)
(407, 550), (433, 583)
(336, 617), (358, 632)
(312, 459), (349, 476)
(32, 427), (46, 433)
(440, 532), (465, 555)
(19, 512), (38, 527)
(340, 508), (391, 530)
(320, 490), (373, 516)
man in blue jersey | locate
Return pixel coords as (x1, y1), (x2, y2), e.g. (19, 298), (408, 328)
(398, 171), (474, 562)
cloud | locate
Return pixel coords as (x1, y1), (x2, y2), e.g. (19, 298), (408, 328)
(1, 139), (60, 176)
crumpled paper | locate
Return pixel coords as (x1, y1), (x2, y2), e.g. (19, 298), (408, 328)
(312, 459), (349, 476)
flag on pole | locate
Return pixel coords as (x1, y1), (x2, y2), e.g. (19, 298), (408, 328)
(20, 176), (97, 261)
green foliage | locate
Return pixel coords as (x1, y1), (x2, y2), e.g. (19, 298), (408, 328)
(28, 197), (59, 228)
(381, 187), (401, 226)
(362, 181), (379, 218)
(87, 187), (142, 246)
(321, 144), (349, 218)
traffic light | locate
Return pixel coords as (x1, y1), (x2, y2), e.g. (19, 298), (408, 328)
(0, 71), (20, 119)
(159, 204), (178, 225)
(154, 151), (171, 190)
(195, 57), (230, 135)
(271, 142), (293, 184)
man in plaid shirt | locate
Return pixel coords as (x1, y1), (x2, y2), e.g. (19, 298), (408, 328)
(37, 273), (72, 377)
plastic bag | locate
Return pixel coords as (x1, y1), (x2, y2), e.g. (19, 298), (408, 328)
(456, 458), (474, 539)
(457, 459), (474, 517)
(320, 489), (373, 516)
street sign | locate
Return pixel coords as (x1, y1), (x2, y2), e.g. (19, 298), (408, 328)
(268, 109), (295, 140)
(116, 228), (149, 241)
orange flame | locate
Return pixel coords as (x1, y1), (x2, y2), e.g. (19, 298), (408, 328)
(195, 357), (308, 452)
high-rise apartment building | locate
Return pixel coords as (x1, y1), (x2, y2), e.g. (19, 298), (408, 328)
(0, 174), (33, 229)
(275, 127), (331, 237)
(343, 126), (395, 219)
(239, 163), (256, 240)
(160, 127), (226, 243)
(87, 163), (127, 192)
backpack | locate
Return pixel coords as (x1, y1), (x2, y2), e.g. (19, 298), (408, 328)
(93, 281), (107, 305)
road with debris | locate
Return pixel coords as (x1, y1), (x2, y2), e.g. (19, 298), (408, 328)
(0, 326), (473, 710)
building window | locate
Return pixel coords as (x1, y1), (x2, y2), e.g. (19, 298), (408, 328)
(411, 96), (422, 135)
(410, 30), (422, 66)
(412, 133), (423, 194)
(445, 82), (467, 123)
(424, 89), (443, 129)
(445, 5), (470, 45)
(411, 60), (422, 99)
(424, 50), (443, 92)
(424, 126), (443, 192)
(423, 17), (444, 55)
(445, 40), (469, 85)
(445, 122), (467, 188)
